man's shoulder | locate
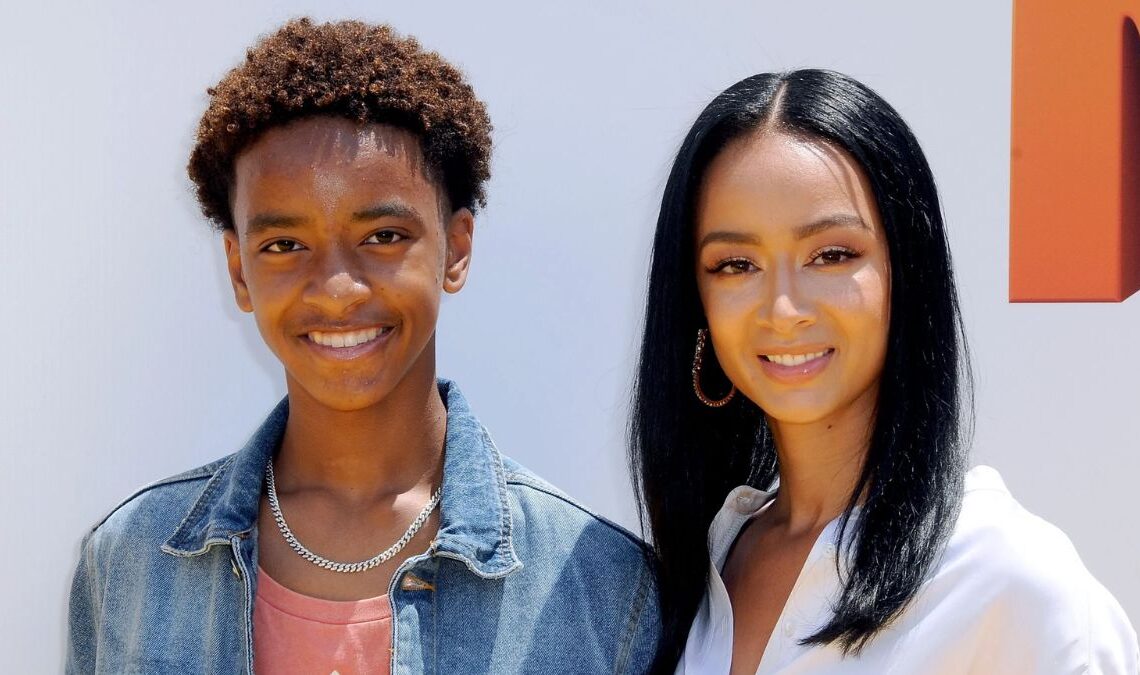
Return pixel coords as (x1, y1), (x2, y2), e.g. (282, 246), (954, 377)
(500, 456), (651, 563)
(497, 456), (661, 660)
(83, 455), (234, 551)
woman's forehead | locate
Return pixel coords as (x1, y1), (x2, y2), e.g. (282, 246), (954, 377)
(697, 131), (881, 235)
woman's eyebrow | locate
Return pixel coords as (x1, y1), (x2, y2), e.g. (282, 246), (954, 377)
(697, 230), (762, 249)
(793, 214), (868, 240)
(698, 214), (868, 251)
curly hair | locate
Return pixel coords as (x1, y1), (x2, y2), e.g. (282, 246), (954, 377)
(187, 18), (492, 230)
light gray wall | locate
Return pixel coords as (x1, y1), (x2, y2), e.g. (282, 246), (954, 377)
(1, 1), (1135, 669)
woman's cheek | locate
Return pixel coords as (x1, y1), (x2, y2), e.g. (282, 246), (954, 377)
(818, 264), (888, 328)
(841, 264), (891, 376)
(701, 287), (760, 384)
(703, 285), (756, 337)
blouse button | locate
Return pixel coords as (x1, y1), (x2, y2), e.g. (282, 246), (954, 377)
(783, 620), (795, 638)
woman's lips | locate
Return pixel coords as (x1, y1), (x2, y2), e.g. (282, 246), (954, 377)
(758, 348), (835, 384)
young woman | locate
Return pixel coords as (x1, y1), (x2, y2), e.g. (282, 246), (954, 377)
(630, 69), (1138, 674)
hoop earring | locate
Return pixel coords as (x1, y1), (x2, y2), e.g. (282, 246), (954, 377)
(692, 328), (736, 407)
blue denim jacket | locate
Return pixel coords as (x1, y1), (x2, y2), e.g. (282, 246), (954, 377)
(67, 380), (660, 674)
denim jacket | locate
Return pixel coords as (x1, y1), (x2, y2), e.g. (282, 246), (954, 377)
(67, 380), (660, 674)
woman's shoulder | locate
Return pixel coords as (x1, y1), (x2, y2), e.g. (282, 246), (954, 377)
(922, 465), (1138, 670)
(950, 465), (1081, 582)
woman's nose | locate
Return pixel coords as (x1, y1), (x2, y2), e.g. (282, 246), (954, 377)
(760, 264), (816, 334)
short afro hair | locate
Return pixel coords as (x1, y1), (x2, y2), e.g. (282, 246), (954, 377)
(188, 18), (492, 230)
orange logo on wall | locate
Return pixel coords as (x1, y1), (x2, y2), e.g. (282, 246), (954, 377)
(1011, 0), (1140, 302)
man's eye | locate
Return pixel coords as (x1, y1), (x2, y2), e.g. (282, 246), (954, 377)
(364, 230), (405, 245)
(809, 247), (860, 265)
(263, 239), (305, 253)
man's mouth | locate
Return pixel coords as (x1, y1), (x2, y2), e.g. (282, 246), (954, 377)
(306, 326), (392, 348)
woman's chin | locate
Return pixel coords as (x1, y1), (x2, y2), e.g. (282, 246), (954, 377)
(745, 391), (843, 426)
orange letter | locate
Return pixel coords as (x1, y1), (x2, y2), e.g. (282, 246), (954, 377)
(1011, 0), (1140, 301)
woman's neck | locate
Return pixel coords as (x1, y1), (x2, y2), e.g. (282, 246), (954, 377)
(766, 386), (877, 535)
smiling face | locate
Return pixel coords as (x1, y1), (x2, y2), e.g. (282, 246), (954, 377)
(694, 130), (890, 428)
(223, 116), (473, 411)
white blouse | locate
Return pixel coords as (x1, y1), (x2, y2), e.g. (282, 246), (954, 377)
(679, 466), (1139, 674)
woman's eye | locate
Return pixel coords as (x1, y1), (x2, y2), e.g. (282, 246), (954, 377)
(263, 239), (305, 253)
(710, 258), (757, 275)
(364, 230), (405, 245)
(809, 247), (860, 265)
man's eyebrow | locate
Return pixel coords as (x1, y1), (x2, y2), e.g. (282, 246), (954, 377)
(352, 202), (423, 223)
(243, 201), (424, 236)
(245, 213), (306, 236)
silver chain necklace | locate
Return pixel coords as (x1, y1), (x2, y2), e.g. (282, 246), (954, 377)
(264, 461), (442, 574)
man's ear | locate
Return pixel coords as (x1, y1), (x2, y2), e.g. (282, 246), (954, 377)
(442, 208), (474, 294)
(223, 230), (254, 313)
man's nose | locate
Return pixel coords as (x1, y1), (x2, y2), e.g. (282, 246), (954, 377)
(302, 250), (371, 315)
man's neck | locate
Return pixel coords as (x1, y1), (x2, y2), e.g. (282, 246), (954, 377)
(273, 368), (447, 505)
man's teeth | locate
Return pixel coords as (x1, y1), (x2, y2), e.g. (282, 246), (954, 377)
(765, 350), (830, 367)
(308, 327), (384, 348)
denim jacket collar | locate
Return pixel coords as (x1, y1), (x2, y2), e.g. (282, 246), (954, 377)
(161, 379), (522, 578)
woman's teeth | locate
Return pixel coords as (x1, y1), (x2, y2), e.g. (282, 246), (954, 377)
(308, 327), (383, 348)
(764, 350), (830, 366)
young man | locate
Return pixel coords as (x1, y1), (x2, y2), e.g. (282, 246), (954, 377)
(67, 19), (659, 674)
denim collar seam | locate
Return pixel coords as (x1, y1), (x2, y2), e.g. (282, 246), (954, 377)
(483, 426), (517, 563)
(160, 537), (232, 558)
(162, 455), (239, 555)
(435, 423), (520, 575)
(164, 399), (289, 554)
(503, 473), (570, 500)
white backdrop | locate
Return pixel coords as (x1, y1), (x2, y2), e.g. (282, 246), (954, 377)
(1, 1), (1136, 670)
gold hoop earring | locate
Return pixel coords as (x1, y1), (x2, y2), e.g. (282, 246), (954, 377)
(692, 328), (736, 407)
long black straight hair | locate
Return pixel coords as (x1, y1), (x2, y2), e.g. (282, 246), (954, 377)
(629, 69), (972, 671)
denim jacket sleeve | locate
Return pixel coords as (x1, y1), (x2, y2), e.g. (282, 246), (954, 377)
(60, 458), (249, 675)
(618, 559), (662, 674)
(66, 531), (101, 674)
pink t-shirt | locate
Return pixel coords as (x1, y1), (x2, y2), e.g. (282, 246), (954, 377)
(253, 567), (392, 675)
